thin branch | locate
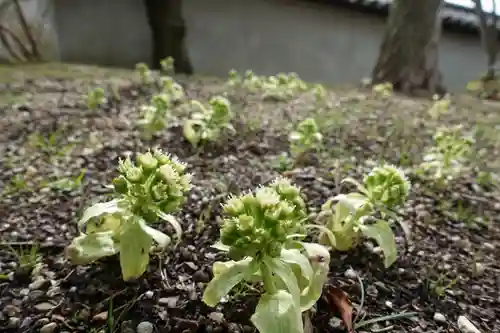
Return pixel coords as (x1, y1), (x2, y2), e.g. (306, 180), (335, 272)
(12, 0), (40, 60)
(0, 23), (29, 61)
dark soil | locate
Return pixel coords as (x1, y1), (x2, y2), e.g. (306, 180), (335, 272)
(0, 65), (499, 333)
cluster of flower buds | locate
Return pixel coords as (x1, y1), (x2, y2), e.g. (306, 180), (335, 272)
(363, 164), (410, 209)
(220, 178), (307, 259)
(289, 118), (323, 151)
(433, 126), (473, 158)
(208, 96), (232, 126)
(112, 149), (192, 222)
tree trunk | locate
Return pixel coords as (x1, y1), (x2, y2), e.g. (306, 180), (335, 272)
(371, 0), (445, 95)
(472, 0), (498, 81)
(143, 0), (193, 74)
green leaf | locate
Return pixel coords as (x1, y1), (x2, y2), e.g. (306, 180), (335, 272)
(298, 242), (330, 311)
(118, 217), (153, 281)
(65, 231), (118, 265)
(203, 257), (257, 307)
(305, 225), (336, 247)
(360, 220), (397, 268)
(341, 177), (368, 195)
(280, 249), (313, 290)
(137, 219), (171, 248)
(333, 193), (368, 213)
(263, 257), (300, 304)
(183, 119), (201, 147)
(211, 241), (230, 252)
(156, 211), (182, 243)
(78, 199), (124, 232)
(213, 260), (262, 282)
(251, 290), (303, 333)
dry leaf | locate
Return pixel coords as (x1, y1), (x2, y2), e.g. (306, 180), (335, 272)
(326, 286), (354, 333)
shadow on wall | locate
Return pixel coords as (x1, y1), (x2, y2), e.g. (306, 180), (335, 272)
(0, 0), (59, 63)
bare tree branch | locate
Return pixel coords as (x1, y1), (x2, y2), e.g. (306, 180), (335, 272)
(0, 23), (30, 61)
(12, 0), (40, 60)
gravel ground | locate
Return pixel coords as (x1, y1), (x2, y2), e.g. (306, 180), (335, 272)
(0, 65), (499, 333)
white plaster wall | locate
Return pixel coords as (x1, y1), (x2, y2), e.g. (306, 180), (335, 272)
(0, 0), (59, 62)
(45, 0), (492, 90)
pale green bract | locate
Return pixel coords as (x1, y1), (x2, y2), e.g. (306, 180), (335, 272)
(202, 178), (330, 333)
(66, 149), (191, 281)
(318, 164), (410, 268)
(419, 125), (473, 183)
(183, 96), (234, 147)
(289, 117), (323, 159)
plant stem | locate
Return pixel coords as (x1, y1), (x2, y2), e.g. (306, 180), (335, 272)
(260, 263), (277, 294)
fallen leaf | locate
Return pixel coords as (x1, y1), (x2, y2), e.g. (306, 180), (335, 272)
(326, 286), (354, 333)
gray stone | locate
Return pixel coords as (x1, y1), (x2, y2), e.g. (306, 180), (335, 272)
(433, 312), (446, 323)
(208, 311), (225, 323)
(40, 322), (58, 333)
(34, 302), (56, 312)
(158, 296), (179, 308)
(7, 317), (20, 328)
(136, 321), (154, 333)
(29, 278), (48, 290)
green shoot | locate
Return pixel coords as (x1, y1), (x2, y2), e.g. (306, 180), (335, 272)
(372, 82), (393, 98)
(87, 87), (106, 110)
(135, 63), (153, 85)
(289, 118), (323, 162)
(317, 164), (411, 268)
(428, 94), (450, 120)
(47, 169), (86, 192)
(183, 96), (234, 147)
(203, 178), (330, 333)
(65, 149), (192, 280)
(9, 243), (41, 273)
(419, 125), (473, 184)
(227, 70), (309, 101)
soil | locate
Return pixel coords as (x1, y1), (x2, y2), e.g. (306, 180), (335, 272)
(0, 65), (499, 333)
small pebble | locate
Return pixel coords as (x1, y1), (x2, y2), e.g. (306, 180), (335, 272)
(344, 268), (357, 279)
(40, 322), (57, 333)
(8, 317), (20, 328)
(136, 321), (154, 333)
(34, 302), (55, 312)
(208, 312), (225, 323)
(433, 312), (446, 323)
(29, 278), (47, 290)
(158, 296), (179, 308)
(92, 311), (108, 321)
(457, 316), (481, 333)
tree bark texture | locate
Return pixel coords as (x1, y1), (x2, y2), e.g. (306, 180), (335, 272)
(371, 0), (445, 95)
(472, 0), (498, 80)
(143, 0), (193, 74)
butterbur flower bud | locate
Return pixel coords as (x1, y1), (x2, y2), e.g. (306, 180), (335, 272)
(223, 196), (245, 216)
(113, 176), (129, 194)
(136, 152), (158, 171)
(113, 149), (191, 221)
(126, 167), (143, 183)
(158, 164), (179, 185)
(219, 178), (307, 258)
(364, 165), (410, 208)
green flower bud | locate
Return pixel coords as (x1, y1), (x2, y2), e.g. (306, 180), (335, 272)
(363, 164), (410, 208)
(126, 167), (143, 183)
(136, 152), (158, 171)
(219, 178), (307, 258)
(223, 196), (245, 216)
(112, 176), (129, 194)
(158, 164), (179, 184)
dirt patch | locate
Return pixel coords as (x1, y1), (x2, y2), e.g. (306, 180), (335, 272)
(0, 64), (499, 333)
